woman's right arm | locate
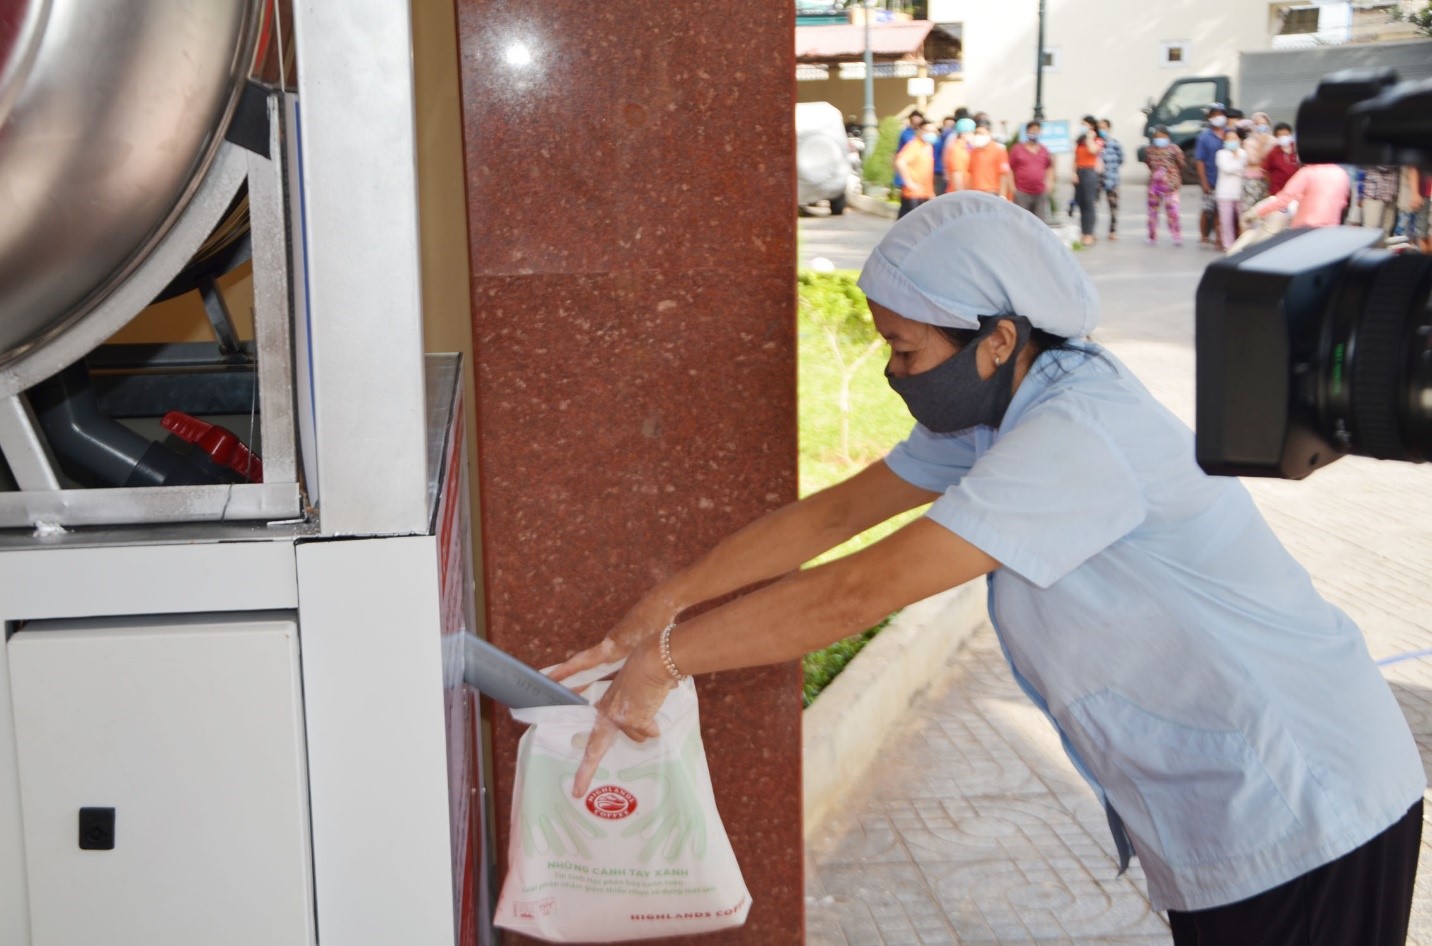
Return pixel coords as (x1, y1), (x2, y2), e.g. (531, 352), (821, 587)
(664, 460), (937, 613)
(1257, 168), (1304, 216)
(894, 144), (914, 181)
(548, 460), (939, 678)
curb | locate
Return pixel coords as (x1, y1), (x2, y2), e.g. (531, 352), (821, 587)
(849, 192), (898, 219)
(801, 580), (987, 837)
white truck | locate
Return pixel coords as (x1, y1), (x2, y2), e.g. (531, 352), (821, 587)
(796, 101), (855, 215)
(1141, 39), (1432, 179)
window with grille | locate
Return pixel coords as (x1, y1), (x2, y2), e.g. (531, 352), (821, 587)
(1281, 7), (1320, 34)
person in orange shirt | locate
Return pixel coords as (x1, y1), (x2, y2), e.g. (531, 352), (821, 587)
(1071, 114), (1104, 246)
(965, 120), (1011, 200)
(942, 116), (975, 193)
(894, 126), (939, 218)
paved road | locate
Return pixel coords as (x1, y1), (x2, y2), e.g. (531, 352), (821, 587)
(798, 188), (1208, 347)
(802, 195), (1432, 945)
(800, 206), (898, 272)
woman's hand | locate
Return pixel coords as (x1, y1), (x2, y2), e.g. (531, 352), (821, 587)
(547, 593), (678, 685)
(573, 643), (676, 797)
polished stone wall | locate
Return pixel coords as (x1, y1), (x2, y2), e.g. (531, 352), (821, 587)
(453, 2), (801, 943)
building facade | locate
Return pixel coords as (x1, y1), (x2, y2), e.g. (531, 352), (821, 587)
(795, 16), (962, 125)
(800, 0), (1425, 180)
(926, 0), (1269, 152)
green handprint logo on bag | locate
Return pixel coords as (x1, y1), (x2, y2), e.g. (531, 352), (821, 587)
(517, 748), (608, 858)
(617, 731), (710, 864)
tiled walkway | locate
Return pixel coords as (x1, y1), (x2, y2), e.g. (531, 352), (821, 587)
(803, 208), (1432, 944)
(807, 628), (1169, 945)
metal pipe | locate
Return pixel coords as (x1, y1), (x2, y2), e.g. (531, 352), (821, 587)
(26, 363), (220, 488)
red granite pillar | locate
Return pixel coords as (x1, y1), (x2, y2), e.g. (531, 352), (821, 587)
(453, 3), (801, 944)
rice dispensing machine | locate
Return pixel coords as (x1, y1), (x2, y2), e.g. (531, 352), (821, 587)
(0, 3), (497, 943)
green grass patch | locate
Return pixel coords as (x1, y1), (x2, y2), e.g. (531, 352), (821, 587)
(802, 616), (891, 708)
(798, 269), (927, 704)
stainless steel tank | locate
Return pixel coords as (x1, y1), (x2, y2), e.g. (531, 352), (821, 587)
(0, 0), (261, 370)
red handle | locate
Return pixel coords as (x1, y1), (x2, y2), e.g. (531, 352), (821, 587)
(160, 412), (263, 482)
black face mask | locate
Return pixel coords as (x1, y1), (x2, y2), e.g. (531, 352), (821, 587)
(885, 317), (1032, 434)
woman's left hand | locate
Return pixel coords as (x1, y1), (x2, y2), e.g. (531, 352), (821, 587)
(572, 643), (677, 798)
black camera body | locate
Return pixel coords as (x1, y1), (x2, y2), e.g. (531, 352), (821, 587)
(1195, 70), (1432, 479)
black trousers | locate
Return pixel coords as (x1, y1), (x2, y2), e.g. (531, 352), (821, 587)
(1075, 168), (1100, 237)
(1168, 801), (1422, 946)
(897, 197), (928, 219)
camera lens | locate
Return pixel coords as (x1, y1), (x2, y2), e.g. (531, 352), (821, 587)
(1317, 250), (1432, 462)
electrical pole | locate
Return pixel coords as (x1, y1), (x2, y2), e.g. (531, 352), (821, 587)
(861, 0), (878, 158)
(1033, 0), (1046, 121)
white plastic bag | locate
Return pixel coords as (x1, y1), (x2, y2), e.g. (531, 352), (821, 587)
(494, 674), (752, 942)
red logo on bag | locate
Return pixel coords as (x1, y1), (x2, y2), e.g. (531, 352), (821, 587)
(513, 897), (555, 919)
(585, 785), (637, 820)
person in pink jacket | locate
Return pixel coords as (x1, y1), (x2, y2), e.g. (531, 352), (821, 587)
(1254, 164), (1350, 228)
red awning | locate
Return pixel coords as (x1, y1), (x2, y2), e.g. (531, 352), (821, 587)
(794, 22), (935, 61)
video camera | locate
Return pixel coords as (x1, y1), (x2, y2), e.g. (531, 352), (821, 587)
(1195, 69), (1432, 479)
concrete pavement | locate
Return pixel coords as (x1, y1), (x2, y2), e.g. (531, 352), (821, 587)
(800, 193), (1432, 944)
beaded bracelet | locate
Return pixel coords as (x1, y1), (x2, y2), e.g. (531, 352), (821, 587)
(658, 622), (689, 682)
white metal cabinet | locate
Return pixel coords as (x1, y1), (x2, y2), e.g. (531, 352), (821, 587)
(296, 534), (456, 946)
(8, 612), (316, 946)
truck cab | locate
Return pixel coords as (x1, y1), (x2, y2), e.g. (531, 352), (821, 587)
(1141, 75), (1231, 182)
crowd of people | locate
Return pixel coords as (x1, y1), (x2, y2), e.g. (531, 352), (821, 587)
(1166, 102), (1429, 254)
(884, 103), (1430, 258)
(890, 108), (1022, 219)
(889, 108), (1128, 248)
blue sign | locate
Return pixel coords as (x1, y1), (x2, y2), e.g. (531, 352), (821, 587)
(1031, 119), (1071, 155)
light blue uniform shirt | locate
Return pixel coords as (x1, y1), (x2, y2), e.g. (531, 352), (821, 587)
(884, 344), (1424, 912)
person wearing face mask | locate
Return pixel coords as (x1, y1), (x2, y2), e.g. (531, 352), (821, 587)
(1096, 119), (1125, 241)
(1143, 126), (1185, 245)
(894, 124), (940, 218)
(965, 119), (1011, 200)
(1214, 127), (1247, 251)
(1264, 122), (1300, 197)
(1072, 114), (1103, 246)
(892, 111), (926, 216)
(933, 116), (956, 196)
(553, 193), (1424, 946)
(1228, 121), (1305, 254)
(1239, 112), (1275, 214)
(1008, 120), (1054, 221)
(1194, 105), (1229, 248)
(943, 116), (976, 193)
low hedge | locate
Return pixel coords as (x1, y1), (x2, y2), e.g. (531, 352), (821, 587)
(798, 269), (925, 705)
(860, 115), (905, 192)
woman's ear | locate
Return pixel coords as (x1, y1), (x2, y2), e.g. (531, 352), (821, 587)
(990, 319), (1020, 366)
(973, 319), (1017, 379)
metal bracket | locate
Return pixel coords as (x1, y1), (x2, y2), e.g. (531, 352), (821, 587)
(198, 276), (247, 360)
(0, 397), (60, 492)
(224, 78), (275, 157)
(0, 86), (302, 528)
